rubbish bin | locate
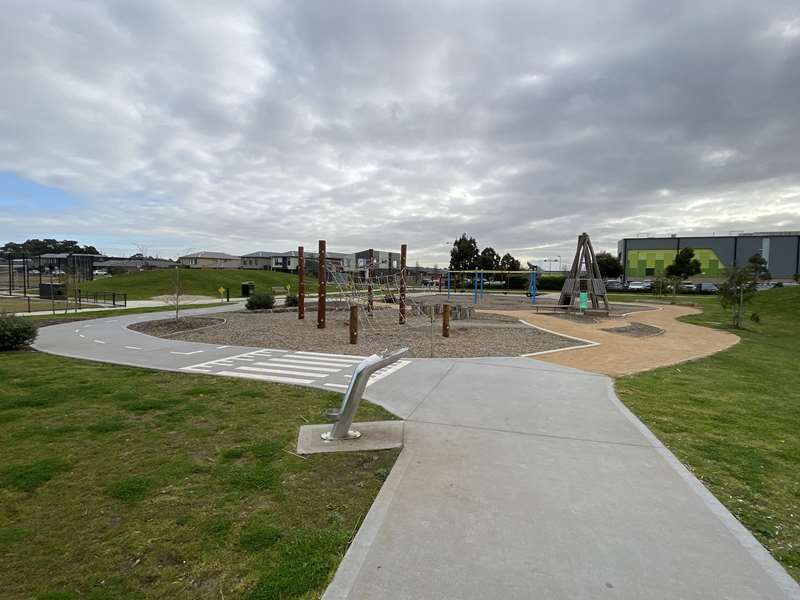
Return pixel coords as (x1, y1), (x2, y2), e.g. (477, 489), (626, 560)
(241, 281), (255, 297)
(39, 283), (66, 300)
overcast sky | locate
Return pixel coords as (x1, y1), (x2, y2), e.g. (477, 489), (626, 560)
(1, 0), (799, 265)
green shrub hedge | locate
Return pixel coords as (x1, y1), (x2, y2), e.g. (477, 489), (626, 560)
(0, 314), (38, 350)
(246, 293), (275, 310)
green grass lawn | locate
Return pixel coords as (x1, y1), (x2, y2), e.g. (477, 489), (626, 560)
(79, 269), (310, 300)
(0, 351), (398, 600)
(615, 287), (800, 581)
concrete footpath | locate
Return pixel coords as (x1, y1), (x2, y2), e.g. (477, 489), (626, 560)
(336, 358), (800, 599)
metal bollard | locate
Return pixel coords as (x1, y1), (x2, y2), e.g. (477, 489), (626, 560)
(322, 347), (409, 441)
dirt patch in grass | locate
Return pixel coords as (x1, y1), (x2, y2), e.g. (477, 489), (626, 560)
(129, 316), (225, 337)
(134, 309), (581, 358)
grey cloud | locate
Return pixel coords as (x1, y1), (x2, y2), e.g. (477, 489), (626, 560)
(1, 0), (799, 262)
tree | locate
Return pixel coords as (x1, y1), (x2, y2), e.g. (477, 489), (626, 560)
(479, 247), (500, 271)
(499, 253), (521, 271)
(1, 239), (99, 255)
(449, 234), (480, 271)
(718, 267), (758, 329)
(595, 252), (623, 279)
(747, 253), (771, 282)
(664, 248), (702, 298)
(665, 248), (702, 280)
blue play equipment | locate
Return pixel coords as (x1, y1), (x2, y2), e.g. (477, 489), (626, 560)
(443, 269), (538, 305)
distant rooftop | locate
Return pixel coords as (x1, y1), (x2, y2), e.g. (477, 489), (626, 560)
(179, 251), (240, 259)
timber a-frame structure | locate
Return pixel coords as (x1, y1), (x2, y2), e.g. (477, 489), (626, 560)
(558, 232), (610, 314)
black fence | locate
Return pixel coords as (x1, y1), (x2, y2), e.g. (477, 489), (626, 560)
(76, 290), (127, 307)
(1, 251), (99, 296)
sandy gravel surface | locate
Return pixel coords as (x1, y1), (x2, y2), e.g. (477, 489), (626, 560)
(133, 309), (581, 358)
(487, 303), (739, 376)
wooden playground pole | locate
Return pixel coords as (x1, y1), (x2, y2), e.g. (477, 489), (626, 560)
(298, 246), (305, 320)
(349, 305), (358, 344)
(399, 244), (407, 324)
(442, 304), (450, 337)
(317, 240), (326, 329)
(367, 248), (374, 314)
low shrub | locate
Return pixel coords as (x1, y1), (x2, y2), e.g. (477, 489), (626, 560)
(246, 293), (275, 310)
(285, 294), (298, 308)
(0, 314), (38, 351)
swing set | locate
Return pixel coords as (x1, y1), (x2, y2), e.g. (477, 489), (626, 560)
(442, 269), (539, 305)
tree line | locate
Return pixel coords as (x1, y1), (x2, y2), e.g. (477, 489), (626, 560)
(1, 238), (100, 255)
(448, 233), (624, 278)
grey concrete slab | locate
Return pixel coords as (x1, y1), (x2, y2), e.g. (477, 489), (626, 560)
(296, 421), (404, 455)
(327, 418), (798, 600)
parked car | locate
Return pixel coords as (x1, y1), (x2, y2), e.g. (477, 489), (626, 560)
(679, 282), (696, 292)
(92, 269), (108, 276)
(697, 282), (719, 293)
(627, 281), (652, 291)
(29, 269), (40, 275)
(605, 280), (625, 291)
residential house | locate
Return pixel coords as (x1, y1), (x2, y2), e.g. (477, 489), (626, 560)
(178, 251), (241, 269)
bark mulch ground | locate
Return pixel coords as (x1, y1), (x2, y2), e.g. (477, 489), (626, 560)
(131, 309), (581, 358)
(129, 316), (226, 337)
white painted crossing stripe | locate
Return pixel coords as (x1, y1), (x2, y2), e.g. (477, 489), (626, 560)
(216, 370), (314, 385)
(74, 328), (80, 333)
(171, 350), (204, 355)
(216, 345), (231, 349)
(366, 360), (410, 386)
(324, 383), (349, 389)
(259, 348), (289, 353)
(237, 366), (327, 378)
(293, 351), (366, 360)
(255, 361), (340, 373)
(124, 346), (142, 350)
(79, 334), (85, 338)
(287, 354), (362, 364)
(228, 357), (255, 361)
(93, 340), (106, 344)
(268, 357), (352, 369)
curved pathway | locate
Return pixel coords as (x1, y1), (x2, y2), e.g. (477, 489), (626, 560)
(33, 306), (799, 599)
(494, 304), (740, 376)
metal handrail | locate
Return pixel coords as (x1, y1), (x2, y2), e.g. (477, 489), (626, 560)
(322, 347), (409, 441)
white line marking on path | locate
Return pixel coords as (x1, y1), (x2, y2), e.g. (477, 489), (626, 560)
(270, 357), (353, 368)
(216, 345), (231, 349)
(93, 340), (106, 344)
(79, 334), (85, 338)
(254, 361), (340, 373)
(124, 346), (142, 350)
(216, 370), (314, 385)
(170, 350), (204, 355)
(237, 366), (327, 378)
(294, 351), (367, 360)
(517, 319), (600, 357)
(324, 383), (349, 390)
(74, 328), (80, 333)
(287, 353), (362, 363)
(367, 360), (411, 386)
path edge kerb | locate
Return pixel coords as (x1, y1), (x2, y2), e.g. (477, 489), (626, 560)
(605, 379), (800, 599)
(321, 442), (416, 600)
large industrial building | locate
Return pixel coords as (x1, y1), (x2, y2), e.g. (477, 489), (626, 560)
(618, 231), (800, 282)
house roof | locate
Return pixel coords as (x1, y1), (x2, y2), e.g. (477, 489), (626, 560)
(179, 251), (240, 260)
(241, 251), (282, 258)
